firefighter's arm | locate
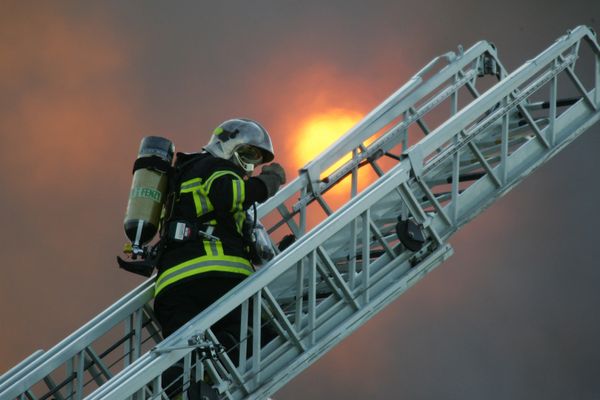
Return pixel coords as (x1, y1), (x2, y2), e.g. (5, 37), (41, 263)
(245, 177), (269, 205)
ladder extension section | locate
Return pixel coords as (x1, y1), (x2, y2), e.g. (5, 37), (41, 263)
(2, 25), (599, 400)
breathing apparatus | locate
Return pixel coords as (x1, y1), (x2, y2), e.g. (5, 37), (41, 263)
(117, 119), (279, 276)
(117, 136), (174, 276)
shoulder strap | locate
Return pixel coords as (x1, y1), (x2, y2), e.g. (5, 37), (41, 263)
(160, 153), (210, 235)
(169, 152), (208, 190)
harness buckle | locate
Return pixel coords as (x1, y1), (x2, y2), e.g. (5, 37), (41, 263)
(198, 225), (219, 242)
(166, 221), (220, 242)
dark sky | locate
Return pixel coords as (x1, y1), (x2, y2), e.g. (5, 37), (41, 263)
(1, 1), (599, 399)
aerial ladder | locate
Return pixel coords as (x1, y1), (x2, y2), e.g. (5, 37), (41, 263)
(1, 25), (599, 400)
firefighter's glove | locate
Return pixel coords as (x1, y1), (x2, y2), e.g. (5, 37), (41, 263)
(257, 163), (286, 197)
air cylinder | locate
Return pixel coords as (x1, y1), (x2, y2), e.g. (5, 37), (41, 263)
(123, 136), (174, 247)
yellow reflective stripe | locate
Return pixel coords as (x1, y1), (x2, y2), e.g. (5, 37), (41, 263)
(180, 178), (203, 193)
(202, 239), (224, 257)
(231, 179), (238, 212)
(203, 240), (214, 256)
(236, 180), (246, 203)
(181, 171), (243, 195)
(230, 178), (245, 212)
(234, 211), (245, 234)
(214, 240), (224, 255)
(192, 192), (203, 215)
(179, 171), (245, 230)
(155, 266), (252, 297)
(205, 170), (242, 192)
(154, 255), (253, 297)
(230, 177), (245, 233)
(193, 189), (213, 216)
(180, 178), (207, 216)
(180, 178), (214, 217)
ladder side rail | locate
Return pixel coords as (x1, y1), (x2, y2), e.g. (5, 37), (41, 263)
(81, 40), (510, 400)
(300, 45), (501, 197)
(231, 189), (452, 398)
(2, 45), (478, 396)
(407, 25), (598, 174)
(252, 29), (599, 397)
(429, 91), (600, 241)
(243, 245), (454, 400)
(0, 350), (44, 387)
(403, 26), (599, 243)
(84, 158), (421, 400)
(302, 40), (502, 185)
(257, 174), (307, 220)
(1, 279), (155, 399)
(241, 28), (600, 397)
(88, 26), (599, 399)
(13, 26), (597, 400)
(257, 41), (502, 222)
(258, 46), (504, 244)
(294, 59), (499, 212)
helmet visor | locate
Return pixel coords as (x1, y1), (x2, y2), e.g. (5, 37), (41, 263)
(235, 144), (263, 165)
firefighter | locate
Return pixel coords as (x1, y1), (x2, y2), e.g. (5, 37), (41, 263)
(153, 118), (285, 398)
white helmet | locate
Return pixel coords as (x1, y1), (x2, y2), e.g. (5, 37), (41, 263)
(204, 118), (275, 173)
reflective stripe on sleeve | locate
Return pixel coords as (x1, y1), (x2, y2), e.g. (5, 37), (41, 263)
(205, 170), (242, 192)
(154, 255), (253, 297)
(193, 189), (212, 216)
(180, 178), (203, 192)
(231, 177), (245, 233)
(231, 178), (243, 212)
(182, 170), (243, 218)
(180, 177), (214, 216)
(234, 210), (245, 235)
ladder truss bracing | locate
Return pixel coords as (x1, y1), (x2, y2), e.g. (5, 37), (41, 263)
(2, 25), (599, 400)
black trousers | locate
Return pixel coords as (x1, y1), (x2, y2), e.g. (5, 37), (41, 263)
(154, 275), (246, 338)
(154, 276), (246, 398)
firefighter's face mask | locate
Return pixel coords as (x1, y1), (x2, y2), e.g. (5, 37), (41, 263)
(233, 144), (263, 174)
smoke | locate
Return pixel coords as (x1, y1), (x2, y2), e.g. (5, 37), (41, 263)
(0, 3), (143, 369)
(1, 2), (600, 399)
(0, 4), (135, 188)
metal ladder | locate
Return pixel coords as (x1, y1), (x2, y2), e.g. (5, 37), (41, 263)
(2, 25), (598, 400)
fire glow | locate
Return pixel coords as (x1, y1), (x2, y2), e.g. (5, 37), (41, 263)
(293, 108), (362, 181)
(287, 108), (378, 211)
(292, 108), (363, 171)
